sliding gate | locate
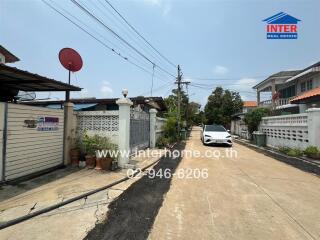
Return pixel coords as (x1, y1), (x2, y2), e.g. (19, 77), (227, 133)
(1, 103), (64, 181)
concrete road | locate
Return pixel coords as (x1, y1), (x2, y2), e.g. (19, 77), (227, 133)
(148, 127), (320, 240)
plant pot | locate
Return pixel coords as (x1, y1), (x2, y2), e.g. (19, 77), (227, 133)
(95, 157), (102, 170)
(85, 155), (96, 169)
(100, 157), (113, 170)
(70, 148), (80, 166)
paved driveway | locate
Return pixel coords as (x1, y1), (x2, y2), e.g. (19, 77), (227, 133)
(149, 127), (320, 240)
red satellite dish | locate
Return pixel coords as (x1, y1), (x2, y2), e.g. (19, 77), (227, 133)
(59, 48), (83, 72)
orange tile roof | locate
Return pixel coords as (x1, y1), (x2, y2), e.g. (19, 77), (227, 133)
(243, 101), (257, 107)
(291, 87), (320, 103)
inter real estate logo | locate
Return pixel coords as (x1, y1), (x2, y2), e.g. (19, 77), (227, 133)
(263, 12), (301, 39)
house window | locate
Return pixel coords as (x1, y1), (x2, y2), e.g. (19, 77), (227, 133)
(301, 80), (313, 92)
(301, 82), (306, 92)
(279, 85), (295, 98)
(306, 79), (313, 90)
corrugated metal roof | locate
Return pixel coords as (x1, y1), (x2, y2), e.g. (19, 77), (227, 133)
(0, 64), (81, 91)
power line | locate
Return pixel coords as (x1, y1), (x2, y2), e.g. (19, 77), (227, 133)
(71, 0), (176, 78)
(189, 84), (257, 94)
(138, 82), (173, 96)
(184, 75), (268, 81)
(104, 0), (177, 69)
(150, 64), (155, 96)
(95, 0), (175, 72)
(42, 0), (172, 84)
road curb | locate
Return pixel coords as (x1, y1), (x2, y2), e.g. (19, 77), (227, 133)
(234, 139), (320, 176)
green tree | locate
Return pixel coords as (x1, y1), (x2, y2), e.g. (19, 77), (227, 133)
(204, 87), (243, 127)
(244, 108), (270, 135)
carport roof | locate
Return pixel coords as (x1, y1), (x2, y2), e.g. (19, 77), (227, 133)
(0, 64), (81, 91)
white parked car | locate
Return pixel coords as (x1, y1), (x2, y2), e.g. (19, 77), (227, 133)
(201, 124), (232, 146)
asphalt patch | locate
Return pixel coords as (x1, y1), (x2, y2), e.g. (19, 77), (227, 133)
(84, 142), (186, 240)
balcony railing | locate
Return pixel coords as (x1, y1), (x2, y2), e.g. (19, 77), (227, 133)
(258, 96), (297, 107)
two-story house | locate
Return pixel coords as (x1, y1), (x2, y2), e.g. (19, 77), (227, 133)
(253, 61), (320, 114)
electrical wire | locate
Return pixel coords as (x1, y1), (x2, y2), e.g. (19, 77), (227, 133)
(189, 84), (257, 95)
(71, 0), (176, 78)
(151, 63), (155, 96)
(138, 82), (173, 96)
(95, 0), (174, 71)
(104, 0), (177, 69)
(42, 0), (172, 84)
(184, 75), (268, 81)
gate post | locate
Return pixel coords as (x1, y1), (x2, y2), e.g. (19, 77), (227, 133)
(116, 93), (133, 168)
(63, 102), (74, 165)
(149, 109), (157, 148)
(306, 108), (320, 147)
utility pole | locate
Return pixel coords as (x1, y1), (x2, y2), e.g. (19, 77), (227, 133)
(175, 65), (190, 137)
(176, 65), (182, 135)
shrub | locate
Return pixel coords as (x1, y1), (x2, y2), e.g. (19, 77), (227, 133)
(244, 108), (270, 136)
(304, 146), (320, 159)
(278, 146), (303, 157)
(156, 136), (170, 148)
(287, 148), (303, 157)
(81, 133), (96, 155)
(278, 146), (291, 155)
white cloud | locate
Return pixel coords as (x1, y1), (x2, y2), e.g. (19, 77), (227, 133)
(233, 78), (258, 101)
(100, 81), (113, 97)
(78, 89), (89, 98)
(235, 78), (257, 86)
(162, 3), (172, 16)
(212, 65), (229, 75)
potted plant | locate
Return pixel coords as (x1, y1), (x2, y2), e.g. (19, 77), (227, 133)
(82, 133), (96, 168)
(70, 135), (81, 166)
(94, 135), (118, 171)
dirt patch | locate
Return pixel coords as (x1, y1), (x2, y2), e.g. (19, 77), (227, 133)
(84, 142), (186, 240)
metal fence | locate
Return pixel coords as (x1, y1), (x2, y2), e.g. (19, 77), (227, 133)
(130, 109), (150, 152)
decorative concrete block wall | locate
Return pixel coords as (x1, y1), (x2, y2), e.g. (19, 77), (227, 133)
(260, 108), (320, 149)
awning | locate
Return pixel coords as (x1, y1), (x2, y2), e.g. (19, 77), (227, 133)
(0, 64), (81, 92)
(290, 87), (320, 104)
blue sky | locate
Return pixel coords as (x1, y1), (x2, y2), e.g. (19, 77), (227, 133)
(1, 0), (320, 107)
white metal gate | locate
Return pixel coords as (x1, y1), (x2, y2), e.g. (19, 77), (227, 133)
(1, 103), (65, 181)
(130, 109), (150, 152)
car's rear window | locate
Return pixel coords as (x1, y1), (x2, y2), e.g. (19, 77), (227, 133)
(205, 125), (226, 132)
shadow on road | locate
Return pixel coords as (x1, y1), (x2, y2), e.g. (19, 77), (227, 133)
(84, 142), (186, 240)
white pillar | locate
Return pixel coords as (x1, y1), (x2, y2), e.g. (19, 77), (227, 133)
(63, 102), (74, 165)
(149, 109), (157, 148)
(116, 97), (133, 167)
(306, 108), (320, 147)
